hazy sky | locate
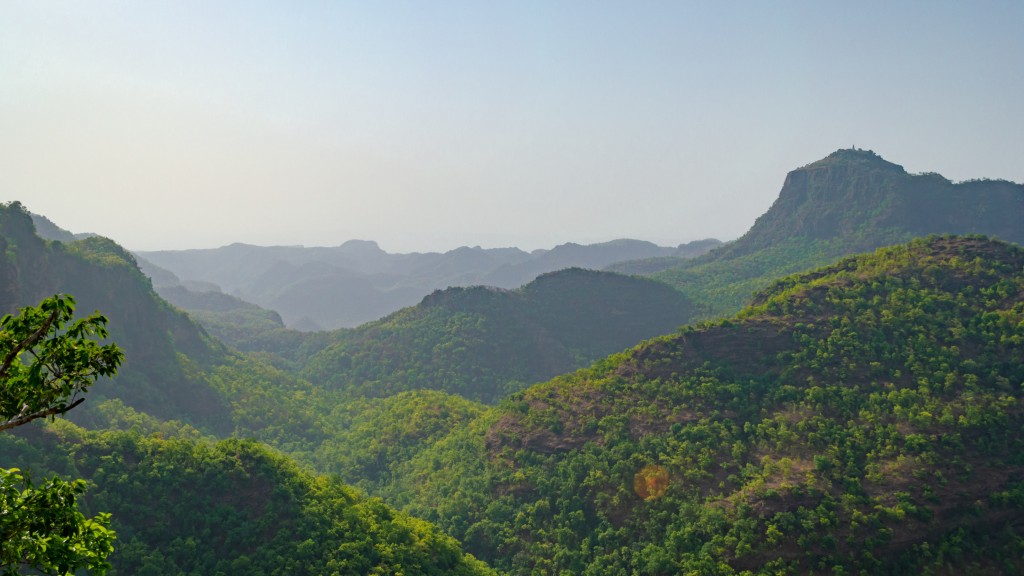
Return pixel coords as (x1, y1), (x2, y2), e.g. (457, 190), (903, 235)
(2, 1), (1022, 252)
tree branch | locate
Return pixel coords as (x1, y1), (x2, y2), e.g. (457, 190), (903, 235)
(0, 397), (84, 432)
(0, 309), (59, 380)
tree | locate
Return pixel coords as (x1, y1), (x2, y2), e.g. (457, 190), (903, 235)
(1, 294), (123, 575)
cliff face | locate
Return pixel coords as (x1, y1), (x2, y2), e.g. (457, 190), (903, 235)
(725, 148), (1023, 257)
(756, 151), (904, 241)
(651, 149), (1024, 319)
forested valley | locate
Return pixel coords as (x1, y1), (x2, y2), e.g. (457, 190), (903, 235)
(2, 149), (1022, 575)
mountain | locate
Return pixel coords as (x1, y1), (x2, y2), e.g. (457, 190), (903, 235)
(28, 211), (96, 243)
(137, 238), (715, 330)
(726, 148), (1022, 253)
(301, 268), (697, 404)
(134, 254), (296, 349)
(386, 236), (1024, 575)
(0, 202), (332, 449)
(612, 148), (1024, 318)
(0, 421), (495, 575)
(0, 203), (233, 431)
(478, 239), (674, 287)
(4, 202), (503, 574)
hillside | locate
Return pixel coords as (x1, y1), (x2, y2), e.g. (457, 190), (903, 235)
(387, 236), (1024, 575)
(611, 148), (1024, 318)
(301, 268), (697, 404)
(4, 202), (503, 574)
(309, 390), (490, 494)
(0, 421), (494, 576)
(0, 202), (333, 449)
(137, 238), (717, 330)
(9, 156), (1023, 574)
(0, 203), (233, 431)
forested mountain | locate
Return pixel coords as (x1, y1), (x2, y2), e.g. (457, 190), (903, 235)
(4, 201), (496, 574)
(720, 149), (1022, 252)
(300, 268), (697, 403)
(6, 148), (1023, 575)
(383, 236), (1024, 575)
(1, 202), (331, 448)
(137, 238), (717, 330)
(122, 254), (309, 353)
(1, 422), (494, 576)
(611, 148), (1024, 318)
(2, 203), (231, 431)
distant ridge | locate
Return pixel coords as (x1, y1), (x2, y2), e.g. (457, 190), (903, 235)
(29, 211), (96, 242)
(137, 237), (718, 330)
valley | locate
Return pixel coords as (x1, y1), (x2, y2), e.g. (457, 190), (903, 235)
(2, 149), (1023, 574)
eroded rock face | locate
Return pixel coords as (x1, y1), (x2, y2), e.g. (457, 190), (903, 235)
(727, 148), (1024, 257)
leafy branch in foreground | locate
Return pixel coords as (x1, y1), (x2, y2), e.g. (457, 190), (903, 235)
(0, 468), (116, 576)
(0, 294), (123, 575)
(0, 295), (123, 432)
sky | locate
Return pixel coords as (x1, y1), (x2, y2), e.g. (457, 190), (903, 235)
(1, 1), (1022, 253)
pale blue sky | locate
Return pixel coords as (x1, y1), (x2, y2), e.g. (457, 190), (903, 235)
(2, 1), (1021, 251)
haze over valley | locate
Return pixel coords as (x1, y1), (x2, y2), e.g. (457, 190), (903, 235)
(4, 3), (1022, 254)
(2, 2), (1023, 575)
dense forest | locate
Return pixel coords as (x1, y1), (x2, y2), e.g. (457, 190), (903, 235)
(2, 149), (1023, 574)
(300, 269), (697, 403)
(385, 236), (1024, 574)
(4, 422), (494, 575)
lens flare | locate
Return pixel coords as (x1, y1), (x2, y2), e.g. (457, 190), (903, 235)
(633, 464), (669, 500)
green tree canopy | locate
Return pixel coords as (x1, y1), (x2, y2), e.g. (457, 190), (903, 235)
(1, 294), (123, 575)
